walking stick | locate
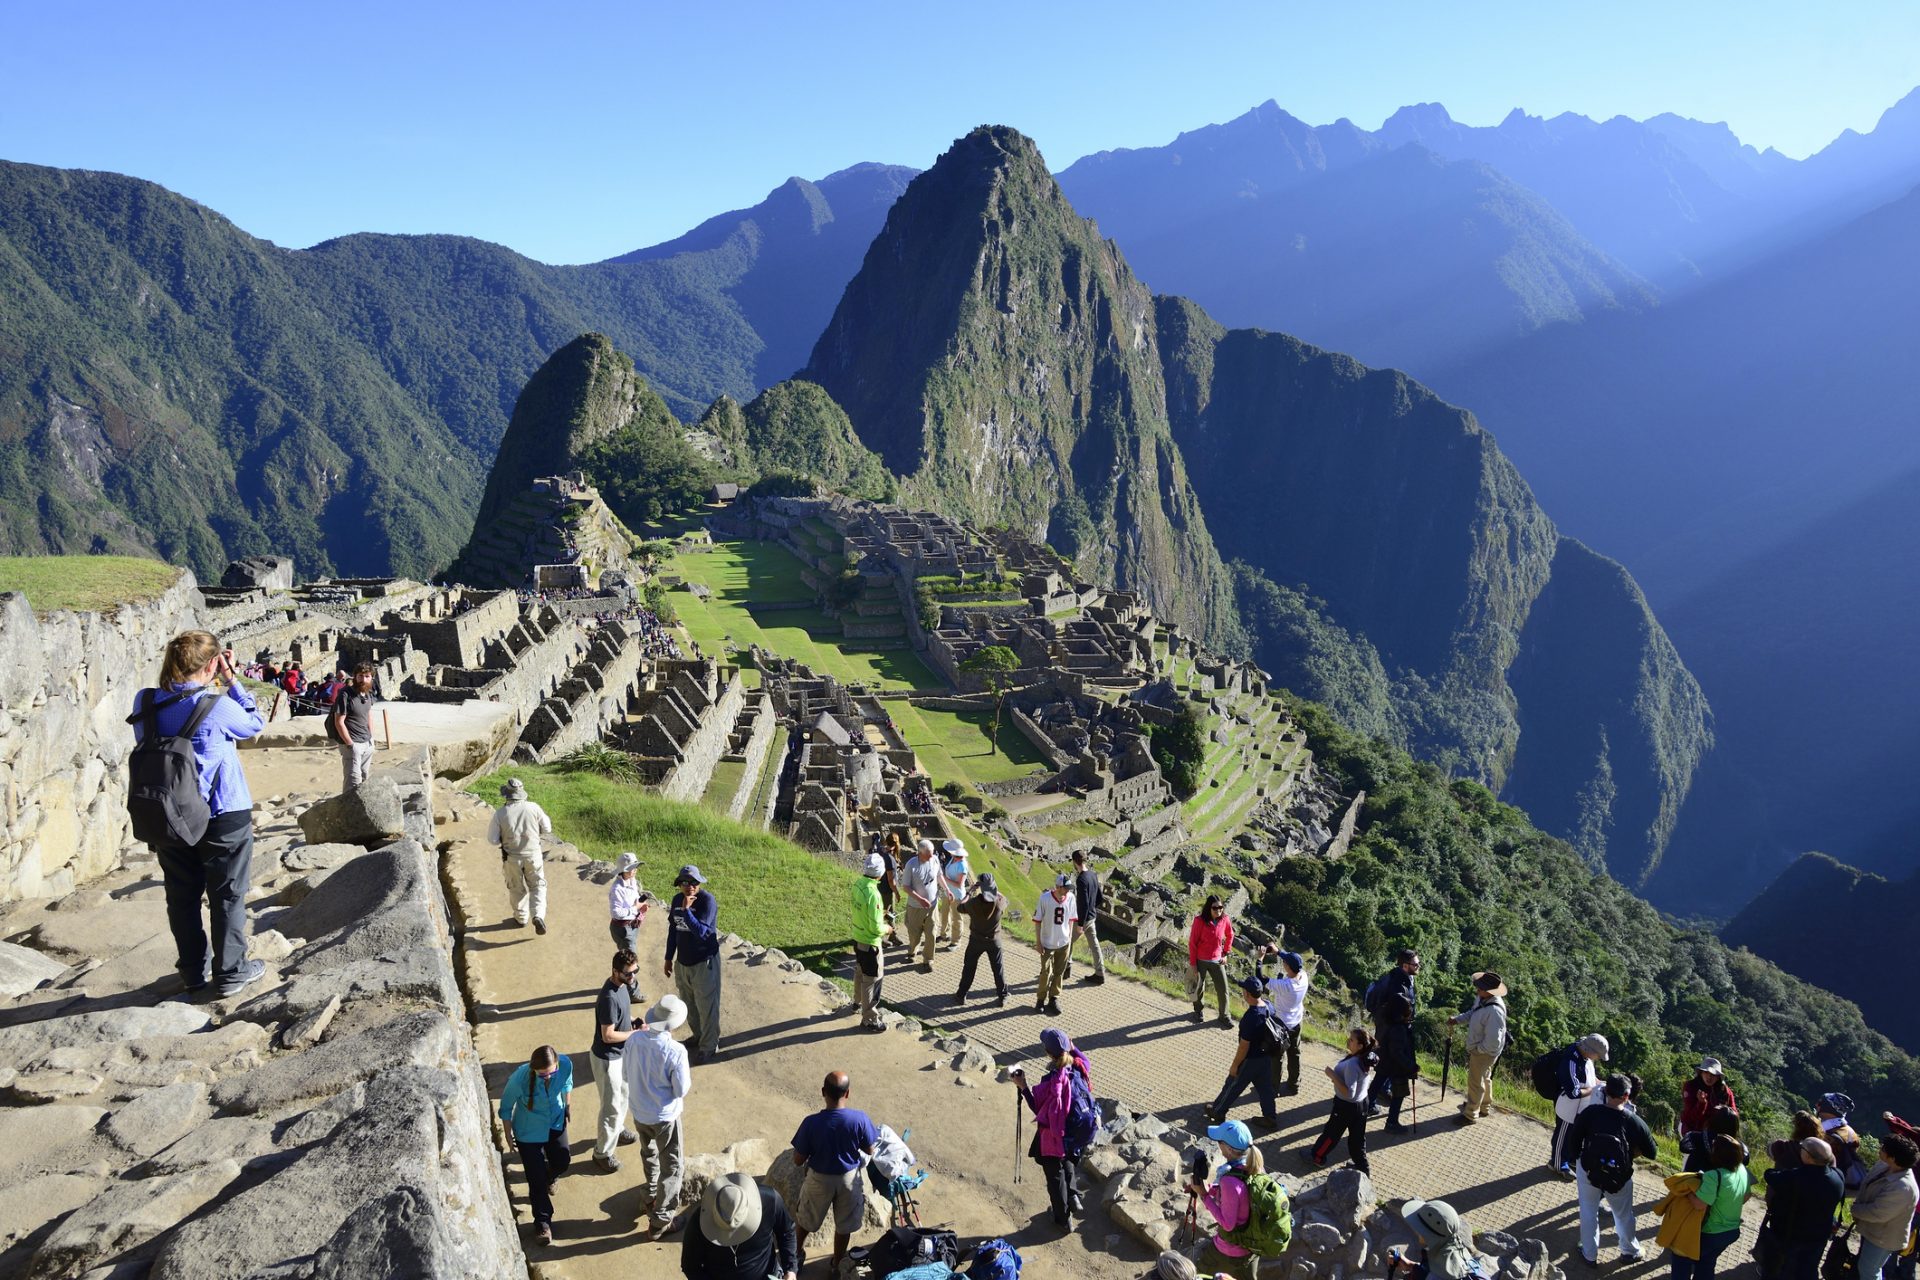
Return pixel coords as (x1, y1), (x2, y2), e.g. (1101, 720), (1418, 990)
(1441, 1027), (1456, 1101)
(1013, 1079), (1024, 1184)
(1412, 1077), (1419, 1127)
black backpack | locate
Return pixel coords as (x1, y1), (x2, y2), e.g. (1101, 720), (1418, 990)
(1581, 1127), (1635, 1193)
(125, 689), (220, 848)
(1531, 1050), (1563, 1101)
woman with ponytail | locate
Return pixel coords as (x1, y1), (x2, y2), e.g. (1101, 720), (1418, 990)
(498, 1044), (575, 1246)
(1313, 1027), (1379, 1174)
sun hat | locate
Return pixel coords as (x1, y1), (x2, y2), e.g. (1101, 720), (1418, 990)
(646, 994), (688, 1033)
(862, 853), (886, 878)
(1577, 1034), (1611, 1061)
(501, 778), (527, 799)
(1206, 1118), (1253, 1151)
(1696, 1056), (1724, 1076)
(699, 1171), (763, 1247)
(941, 837), (965, 857)
(614, 851), (639, 874)
(977, 872), (997, 895)
(1156, 1250), (1199, 1280)
(674, 864), (706, 886)
(1471, 971), (1507, 997)
(1402, 1200), (1475, 1279)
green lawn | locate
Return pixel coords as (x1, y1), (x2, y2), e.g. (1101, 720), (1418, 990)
(1035, 817), (1114, 846)
(467, 762), (857, 976)
(741, 726), (790, 828)
(699, 759), (747, 814)
(890, 705), (1048, 789)
(0, 555), (180, 613)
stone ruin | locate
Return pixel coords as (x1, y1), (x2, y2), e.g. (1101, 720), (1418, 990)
(607, 657), (749, 802)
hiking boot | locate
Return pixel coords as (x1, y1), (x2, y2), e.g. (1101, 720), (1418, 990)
(510, 917), (529, 927)
(1191, 1006), (1204, 1022)
(1455, 1111), (1477, 1125)
(1255, 1116), (1281, 1131)
(215, 959), (266, 998)
(1280, 1082), (1300, 1095)
(534, 1222), (554, 1246)
(1215, 1015), (1234, 1028)
(1044, 999), (1062, 1016)
(1383, 1122), (1412, 1135)
(618, 1130), (637, 1145)
(595, 1153), (622, 1173)
(533, 918), (548, 935)
(1034, 1000), (1047, 1013)
(1085, 974), (1106, 986)
(992, 994), (1007, 1008)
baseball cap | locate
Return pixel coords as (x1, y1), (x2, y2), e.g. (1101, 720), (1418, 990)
(674, 864), (706, 886)
(1206, 1119), (1253, 1151)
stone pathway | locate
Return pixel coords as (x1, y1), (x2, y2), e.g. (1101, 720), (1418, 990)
(872, 936), (1762, 1273)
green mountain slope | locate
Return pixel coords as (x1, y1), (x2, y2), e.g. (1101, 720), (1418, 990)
(803, 126), (1242, 647)
(0, 159), (909, 578)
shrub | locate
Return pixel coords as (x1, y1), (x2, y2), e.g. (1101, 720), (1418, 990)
(557, 742), (642, 783)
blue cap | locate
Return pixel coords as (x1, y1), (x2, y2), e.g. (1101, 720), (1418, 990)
(1279, 951), (1304, 974)
(675, 864), (706, 886)
(1207, 1119), (1253, 1151)
(1040, 1028), (1071, 1057)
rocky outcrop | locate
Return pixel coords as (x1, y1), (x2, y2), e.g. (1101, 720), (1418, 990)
(0, 568), (206, 903)
(221, 555), (296, 591)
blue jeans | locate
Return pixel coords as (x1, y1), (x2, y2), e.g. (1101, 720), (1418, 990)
(1858, 1239), (1895, 1280)
(1670, 1228), (1738, 1280)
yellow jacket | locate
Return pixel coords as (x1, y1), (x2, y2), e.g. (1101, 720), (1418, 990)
(1655, 1173), (1706, 1260)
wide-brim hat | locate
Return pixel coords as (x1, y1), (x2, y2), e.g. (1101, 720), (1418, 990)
(699, 1171), (762, 1247)
(941, 837), (964, 857)
(501, 778), (527, 799)
(614, 851), (639, 874)
(1403, 1199), (1475, 1279)
(646, 994), (688, 1033)
(1696, 1056), (1724, 1076)
(1471, 971), (1508, 997)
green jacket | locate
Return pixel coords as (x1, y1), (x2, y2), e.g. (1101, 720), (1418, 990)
(852, 876), (885, 946)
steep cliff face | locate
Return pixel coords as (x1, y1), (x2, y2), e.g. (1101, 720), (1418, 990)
(1161, 304), (1711, 886)
(804, 127), (1240, 646)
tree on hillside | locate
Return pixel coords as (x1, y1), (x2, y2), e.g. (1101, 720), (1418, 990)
(960, 645), (1020, 756)
(1149, 702), (1208, 798)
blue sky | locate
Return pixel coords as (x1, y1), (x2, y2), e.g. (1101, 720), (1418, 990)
(3, 0), (1914, 263)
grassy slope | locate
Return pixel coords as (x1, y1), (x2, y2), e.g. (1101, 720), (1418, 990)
(0, 555), (179, 612)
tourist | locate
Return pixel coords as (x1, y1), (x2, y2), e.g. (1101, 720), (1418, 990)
(488, 778), (554, 934)
(1364, 949), (1420, 1114)
(499, 1044), (574, 1247)
(1448, 971), (1508, 1125)
(1680, 1057), (1739, 1171)
(1070, 848), (1107, 986)
(1762, 1138), (1844, 1280)
(852, 852), (887, 1031)
(589, 947), (642, 1172)
(1852, 1135), (1920, 1280)
(1388, 1199), (1479, 1280)
(608, 852), (650, 953)
(681, 1172), (798, 1280)
(129, 631), (267, 998)
(1880, 1114), (1920, 1280)
(1206, 976), (1280, 1130)
(1768, 1110), (1823, 1170)
(876, 831), (903, 942)
(279, 661), (305, 696)
(1377, 992), (1419, 1135)
(1549, 1034), (1610, 1177)
(1184, 1118), (1264, 1279)
(899, 840), (940, 972)
(954, 871), (1010, 1007)
(1667, 1134), (1751, 1280)
(1031, 873), (1080, 1017)
(1816, 1093), (1867, 1191)
(1311, 1027), (1377, 1174)
(664, 865), (723, 1062)
(790, 1071), (879, 1276)
(328, 663), (378, 793)
(936, 837), (969, 948)
(1256, 945), (1309, 1094)
(1188, 895), (1235, 1026)
(1012, 1029), (1092, 1229)
(1564, 1074), (1658, 1265)
(624, 993), (690, 1237)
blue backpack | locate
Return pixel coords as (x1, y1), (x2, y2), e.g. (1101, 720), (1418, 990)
(1062, 1065), (1100, 1158)
(971, 1238), (1023, 1280)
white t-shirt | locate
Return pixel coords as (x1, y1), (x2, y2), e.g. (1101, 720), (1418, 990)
(1032, 891), (1080, 950)
(1266, 972), (1309, 1029)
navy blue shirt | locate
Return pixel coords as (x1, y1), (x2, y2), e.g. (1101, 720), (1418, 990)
(1238, 1001), (1276, 1057)
(791, 1107), (878, 1175)
(665, 889), (719, 966)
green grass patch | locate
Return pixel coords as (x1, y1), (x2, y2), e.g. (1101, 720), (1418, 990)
(740, 726), (789, 828)
(699, 759), (747, 814)
(0, 555), (179, 613)
(1035, 817), (1114, 846)
(893, 705), (1048, 788)
(467, 762), (857, 977)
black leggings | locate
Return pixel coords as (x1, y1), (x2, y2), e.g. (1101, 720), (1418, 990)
(1313, 1098), (1370, 1173)
(957, 937), (1006, 998)
(517, 1130), (572, 1226)
(1036, 1153), (1076, 1225)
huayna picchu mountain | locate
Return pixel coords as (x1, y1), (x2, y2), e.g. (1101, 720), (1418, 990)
(802, 126), (1711, 888)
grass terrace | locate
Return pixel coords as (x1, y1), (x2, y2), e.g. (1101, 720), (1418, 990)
(0, 554), (180, 614)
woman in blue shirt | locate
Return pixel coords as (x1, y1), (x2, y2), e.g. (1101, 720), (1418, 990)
(129, 631), (265, 997)
(499, 1044), (575, 1245)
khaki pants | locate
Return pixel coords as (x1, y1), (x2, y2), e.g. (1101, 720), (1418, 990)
(936, 894), (960, 942)
(503, 849), (546, 923)
(1036, 945), (1070, 1003)
(589, 1051), (629, 1158)
(1077, 918), (1107, 979)
(903, 905), (935, 966)
(632, 1115), (684, 1228)
(675, 954), (723, 1056)
(1461, 1049), (1497, 1120)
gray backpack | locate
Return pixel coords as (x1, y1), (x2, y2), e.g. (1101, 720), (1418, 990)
(125, 689), (220, 848)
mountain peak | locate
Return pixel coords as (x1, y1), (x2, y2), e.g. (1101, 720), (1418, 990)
(1381, 102), (1457, 137)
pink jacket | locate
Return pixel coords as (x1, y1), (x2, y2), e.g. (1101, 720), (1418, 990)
(1022, 1055), (1091, 1159)
(1189, 914), (1235, 964)
(1203, 1166), (1251, 1257)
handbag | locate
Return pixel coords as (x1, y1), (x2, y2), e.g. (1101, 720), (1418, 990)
(1823, 1227), (1859, 1280)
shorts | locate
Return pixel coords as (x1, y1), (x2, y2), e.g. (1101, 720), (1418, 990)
(794, 1165), (864, 1235)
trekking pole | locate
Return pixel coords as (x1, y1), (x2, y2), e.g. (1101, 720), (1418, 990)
(1412, 1076), (1419, 1126)
(1441, 1027), (1455, 1101)
(1013, 1080), (1024, 1183)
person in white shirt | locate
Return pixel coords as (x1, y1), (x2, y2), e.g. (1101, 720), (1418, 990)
(487, 777), (554, 933)
(1030, 874), (1080, 1017)
(898, 840), (942, 971)
(935, 838), (969, 949)
(608, 851), (651, 953)
(1258, 945), (1311, 1094)
(624, 994), (692, 1235)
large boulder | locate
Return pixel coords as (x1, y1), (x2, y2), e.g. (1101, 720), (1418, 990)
(297, 778), (407, 847)
(0, 940), (66, 997)
(221, 555), (294, 591)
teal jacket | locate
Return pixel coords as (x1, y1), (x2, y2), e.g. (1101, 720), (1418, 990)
(499, 1057), (574, 1144)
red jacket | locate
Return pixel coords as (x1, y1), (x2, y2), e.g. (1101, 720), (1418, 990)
(1189, 913), (1234, 964)
(1679, 1077), (1738, 1137)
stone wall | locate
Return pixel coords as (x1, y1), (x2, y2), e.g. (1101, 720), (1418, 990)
(0, 570), (208, 904)
(514, 624), (649, 763)
(656, 672), (746, 804)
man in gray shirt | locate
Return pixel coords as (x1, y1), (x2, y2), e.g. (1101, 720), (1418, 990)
(329, 663), (378, 792)
(898, 840), (941, 972)
(488, 777), (554, 933)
